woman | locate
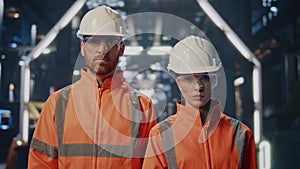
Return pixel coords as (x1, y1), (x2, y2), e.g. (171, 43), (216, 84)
(142, 35), (257, 169)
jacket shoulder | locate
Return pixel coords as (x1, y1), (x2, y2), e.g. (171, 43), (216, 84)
(43, 85), (72, 110)
(222, 114), (254, 136)
(152, 118), (172, 135)
(56, 85), (72, 99)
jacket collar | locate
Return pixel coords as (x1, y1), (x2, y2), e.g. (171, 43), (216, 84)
(80, 69), (124, 90)
(175, 100), (221, 128)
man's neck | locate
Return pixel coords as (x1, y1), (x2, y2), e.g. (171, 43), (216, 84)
(85, 68), (116, 88)
(96, 70), (115, 87)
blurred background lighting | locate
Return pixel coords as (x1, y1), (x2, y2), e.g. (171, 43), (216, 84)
(234, 76), (245, 86)
(259, 140), (271, 169)
(147, 46), (172, 56)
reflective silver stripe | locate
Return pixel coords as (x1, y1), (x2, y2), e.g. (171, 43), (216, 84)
(159, 119), (178, 169)
(30, 138), (58, 159)
(129, 87), (142, 138)
(54, 86), (142, 157)
(30, 140), (142, 158)
(129, 87), (143, 157)
(55, 85), (71, 145)
(58, 144), (137, 157)
(230, 118), (246, 169)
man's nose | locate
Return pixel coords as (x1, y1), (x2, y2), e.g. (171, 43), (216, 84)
(96, 42), (108, 55)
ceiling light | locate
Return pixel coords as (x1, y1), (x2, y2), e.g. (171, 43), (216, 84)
(86, 0), (125, 9)
(147, 46), (172, 56)
(124, 46), (143, 56)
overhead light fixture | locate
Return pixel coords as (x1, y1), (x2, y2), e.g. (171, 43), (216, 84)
(147, 46), (172, 56)
(124, 46), (143, 56)
(150, 62), (163, 71)
(86, 0), (125, 9)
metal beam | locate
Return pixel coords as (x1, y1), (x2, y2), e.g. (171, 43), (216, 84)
(196, 0), (263, 144)
(0, 0), (4, 45)
(19, 0), (86, 142)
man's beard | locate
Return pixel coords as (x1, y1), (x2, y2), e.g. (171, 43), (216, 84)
(93, 62), (111, 75)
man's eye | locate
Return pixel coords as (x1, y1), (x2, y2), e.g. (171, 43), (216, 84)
(88, 38), (99, 44)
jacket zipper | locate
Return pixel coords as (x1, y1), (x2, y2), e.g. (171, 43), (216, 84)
(92, 88), (103, 169)
(203, 124), (212, 168)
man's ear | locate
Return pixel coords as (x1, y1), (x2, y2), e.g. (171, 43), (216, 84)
(118, 42), (125, 56)
(80, 41), (85, 56)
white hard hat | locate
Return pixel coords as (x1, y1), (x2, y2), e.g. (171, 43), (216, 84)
(77, 5), (128, 39)
(167, 35), (222, 74)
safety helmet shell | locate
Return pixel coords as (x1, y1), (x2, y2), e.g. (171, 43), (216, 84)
(77, 5), (128, 39)
(167, 35), (222, 74)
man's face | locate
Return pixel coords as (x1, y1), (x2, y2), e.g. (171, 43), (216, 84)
(176, 73), (217, 109)
(81, 35), (124, 75)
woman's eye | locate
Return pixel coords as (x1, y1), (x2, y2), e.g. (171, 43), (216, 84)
(184, 77), (194, 82)
(202, 75), (210, 81)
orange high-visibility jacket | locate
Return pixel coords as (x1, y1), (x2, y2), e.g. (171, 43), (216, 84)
(28, 70), (157, 169)
(142, 101), (257, 169)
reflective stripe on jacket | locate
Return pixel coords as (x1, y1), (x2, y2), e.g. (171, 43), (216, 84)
(28, 70), (157, 169)
(142, 102), (257, 169)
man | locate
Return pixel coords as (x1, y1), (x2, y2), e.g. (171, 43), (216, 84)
(28, 5), (157, 168)
(142, 35), (257, 169)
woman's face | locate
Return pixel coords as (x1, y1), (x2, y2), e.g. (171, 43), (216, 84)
(176, 73), (216, 109)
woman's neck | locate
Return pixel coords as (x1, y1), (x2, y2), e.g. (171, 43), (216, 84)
(198, 100), (212, 125)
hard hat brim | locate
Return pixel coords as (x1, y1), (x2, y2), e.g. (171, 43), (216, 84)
(77, 31), (128, 39)
(167, 65), (221, 74)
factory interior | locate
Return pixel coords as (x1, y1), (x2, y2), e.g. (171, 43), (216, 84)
(0, 0), (299, 168)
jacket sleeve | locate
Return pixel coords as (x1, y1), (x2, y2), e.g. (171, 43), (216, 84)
(28, 93), (59, 169)
(142, 126), (168, 169)
(242, 130), (258, 169)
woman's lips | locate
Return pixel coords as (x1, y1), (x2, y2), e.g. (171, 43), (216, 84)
(192, 94), (204, 100)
